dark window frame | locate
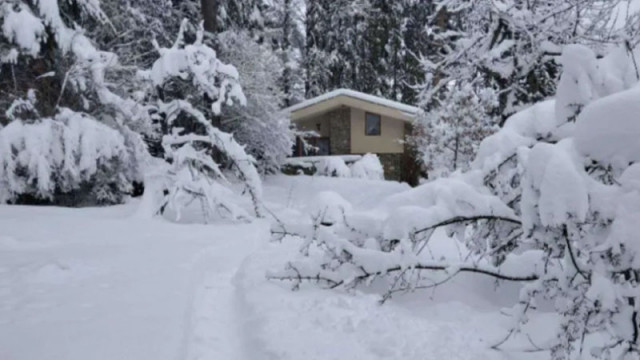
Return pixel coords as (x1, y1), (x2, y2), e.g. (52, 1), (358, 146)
(365, 112), (382, 136)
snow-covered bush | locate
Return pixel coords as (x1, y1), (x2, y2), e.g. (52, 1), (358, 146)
(287, 154), (384, 180)
(316, 157), (351, 178)
(308, 191), (353, 226)
(138, 22), (264, 221)
(271, 44), (640, 359)
(349, 154), (384, 180)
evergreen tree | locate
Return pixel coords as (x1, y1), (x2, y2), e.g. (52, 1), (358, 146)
(361, 0), (406, 100)
(263, 0), (306, 105)
(302, 0), (432, 103)
(304, 0), (368, 97)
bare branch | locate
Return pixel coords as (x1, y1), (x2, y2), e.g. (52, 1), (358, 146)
(413, 215), (522, 236)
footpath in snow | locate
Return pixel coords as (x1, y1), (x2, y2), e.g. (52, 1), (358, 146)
(0, 204), (267, 360)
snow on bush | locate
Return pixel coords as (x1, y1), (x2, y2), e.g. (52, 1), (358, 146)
(0, 108), (133, 204)
(316, 157), (351, 178)
(308, 191), (353, 226)
(309, 154), (384, 180)
(349, 154), (384, 180)
(270, 44), (640, 359)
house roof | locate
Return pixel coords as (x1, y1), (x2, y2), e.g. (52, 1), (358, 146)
(283, 89), (421, 120)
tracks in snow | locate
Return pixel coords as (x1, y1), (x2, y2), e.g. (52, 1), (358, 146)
(180, 222), (269, 360)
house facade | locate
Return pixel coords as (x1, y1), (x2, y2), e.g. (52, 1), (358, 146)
(285, 89), (420, 184)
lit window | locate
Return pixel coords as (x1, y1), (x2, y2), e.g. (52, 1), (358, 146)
(365, 112), (381, 136)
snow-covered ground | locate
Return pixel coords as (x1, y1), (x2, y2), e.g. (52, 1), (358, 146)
(0, 204), (268, 360)
(1, 175), (549, 360)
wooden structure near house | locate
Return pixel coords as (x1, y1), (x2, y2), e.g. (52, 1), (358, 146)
(284, 89), (420, 184)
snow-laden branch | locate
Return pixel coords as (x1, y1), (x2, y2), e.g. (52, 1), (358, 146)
(413, 215), (522, 236)
(268, 260), (539, 289)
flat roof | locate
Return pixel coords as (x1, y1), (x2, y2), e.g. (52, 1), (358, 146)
(283, 89), (421, 116)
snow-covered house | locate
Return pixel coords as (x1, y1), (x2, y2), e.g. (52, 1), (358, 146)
(285, 89), (420, 183)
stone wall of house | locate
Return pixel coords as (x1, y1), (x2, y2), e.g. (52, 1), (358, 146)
(328, 107), (351, 155)
(378, 153), (403, 181)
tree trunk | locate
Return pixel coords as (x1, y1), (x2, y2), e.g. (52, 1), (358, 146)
(282, 0), (292, 106)
(200, 0), (218, 33)
(453, 133), (459, 171)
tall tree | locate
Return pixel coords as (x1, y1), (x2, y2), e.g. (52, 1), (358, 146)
(304, 0), (368, 97)
(262, 0), (306, 105)
(200, 0), (218, 32)
(302, 0), (432, 103)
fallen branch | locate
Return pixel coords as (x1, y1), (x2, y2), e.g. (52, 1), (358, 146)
(413, 215), (522, 236)
(268, 260), (539, 290)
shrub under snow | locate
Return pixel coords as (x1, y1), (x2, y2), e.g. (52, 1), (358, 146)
(307, 154), (384, 180)
(316, 157), (351, 178)
(349, 154), (384, 180)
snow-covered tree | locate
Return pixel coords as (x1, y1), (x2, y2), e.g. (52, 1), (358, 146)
(271, 43), (640, 359)
(217, 30), (294, 175)
(359, 0), (432, 103)
(1, 0), (265, 217)
(420, 0), (628, 126)
(263, 0), (306, 105)
(139, 22), (264, 221)
(0, 0), (150, 205)
(412, 82), (497, 178)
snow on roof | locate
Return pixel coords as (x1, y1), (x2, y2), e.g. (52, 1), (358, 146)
(283, 89), (421, 116)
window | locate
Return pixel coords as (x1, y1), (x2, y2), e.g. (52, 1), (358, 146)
(365, 112), (381, 136)
(294, 137), (330, 156)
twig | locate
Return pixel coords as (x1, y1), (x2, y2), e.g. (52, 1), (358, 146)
(563, 225), (589, 280)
